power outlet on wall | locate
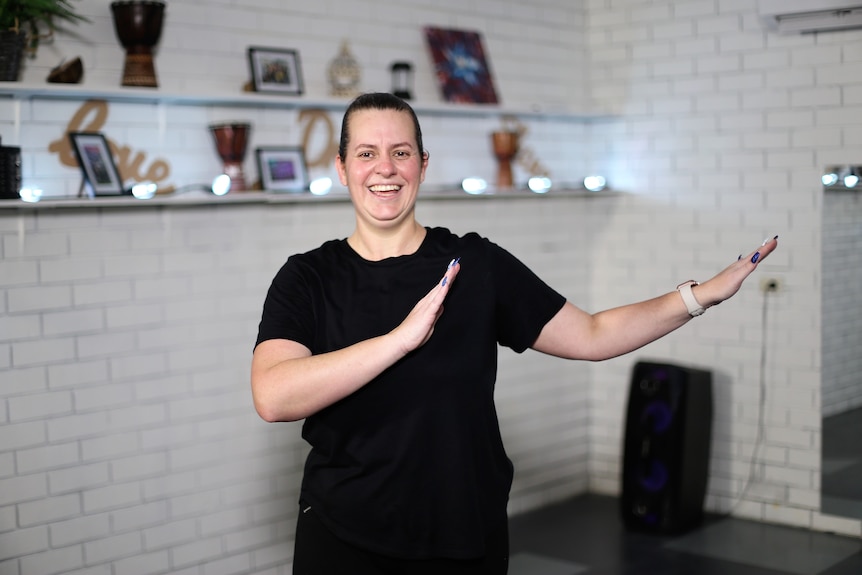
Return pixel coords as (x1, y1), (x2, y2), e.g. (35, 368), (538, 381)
(760, 277), (782, 293)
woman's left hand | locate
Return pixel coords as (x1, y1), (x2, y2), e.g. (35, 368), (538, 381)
(694, 235), (779, 308)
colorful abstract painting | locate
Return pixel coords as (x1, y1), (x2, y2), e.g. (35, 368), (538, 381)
(424, 27), (499, 104)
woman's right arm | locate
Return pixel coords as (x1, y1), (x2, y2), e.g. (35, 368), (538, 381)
(251, 334), (410, 422)
(251, 260), (461, 422)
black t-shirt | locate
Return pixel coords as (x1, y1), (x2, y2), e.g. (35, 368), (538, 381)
(256, 227), (566, 559)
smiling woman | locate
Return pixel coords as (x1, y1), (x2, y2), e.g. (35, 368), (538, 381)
(335, 100), (429, 258)
(249, 92), (777, 575)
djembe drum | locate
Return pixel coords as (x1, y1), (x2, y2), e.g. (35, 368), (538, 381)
(209, 123), (252, 192)
(491, 131), (519, 188)
(111, 1), (165, 87)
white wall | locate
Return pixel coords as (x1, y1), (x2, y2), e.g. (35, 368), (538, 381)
(3, 0), (862, 573)
(0, 196), (596, 575)
(582, 2), (859, 536)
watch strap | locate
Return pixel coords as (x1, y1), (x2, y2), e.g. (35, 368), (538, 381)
(677, 280), (705, 317)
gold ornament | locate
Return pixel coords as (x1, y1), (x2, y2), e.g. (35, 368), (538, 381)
(328, 41), (361, 98)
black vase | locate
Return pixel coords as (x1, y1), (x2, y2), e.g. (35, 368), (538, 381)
(0, 30), (27, 82)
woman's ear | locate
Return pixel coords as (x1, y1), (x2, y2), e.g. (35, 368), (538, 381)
(420, 150), (429, 183)
(335, 155), (348, 186)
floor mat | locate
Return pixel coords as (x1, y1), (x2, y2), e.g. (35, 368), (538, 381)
(509, 552), (589, 575)
(664, 518), (861, 575)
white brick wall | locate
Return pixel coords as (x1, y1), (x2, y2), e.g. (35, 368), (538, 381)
(0, 195), (593, 574)
(585, 0), (861, 538)
(2, 0), (862, 573)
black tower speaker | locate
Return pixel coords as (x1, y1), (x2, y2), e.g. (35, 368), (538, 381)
(621, 360), (713, 534)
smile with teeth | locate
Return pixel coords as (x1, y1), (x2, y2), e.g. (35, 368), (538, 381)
(369, 184), (402, 193)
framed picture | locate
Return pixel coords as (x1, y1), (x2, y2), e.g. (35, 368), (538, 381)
(424, 26), (499, 104)
(68, 132), (124, 196)
(256, 146), (309, 192)
(248, 47), (304, 95)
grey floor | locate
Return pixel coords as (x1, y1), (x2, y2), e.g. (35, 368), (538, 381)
(509, 494), (862, 575)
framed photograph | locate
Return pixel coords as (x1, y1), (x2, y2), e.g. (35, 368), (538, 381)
(256, 146), (309, 192)
(248, 47), (304, 95)
(68, 132), (124, 196)
(424, 27), (499, 104)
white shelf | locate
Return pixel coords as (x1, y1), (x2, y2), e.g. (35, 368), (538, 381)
(0, 187), (613, 210)
(0, 82), (602, 121)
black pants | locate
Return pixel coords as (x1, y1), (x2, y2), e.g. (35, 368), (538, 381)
(292, 505), (509, 575)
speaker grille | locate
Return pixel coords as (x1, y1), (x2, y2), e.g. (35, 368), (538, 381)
(621, 360), (713, 533)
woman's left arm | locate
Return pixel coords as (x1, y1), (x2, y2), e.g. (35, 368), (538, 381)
(532, 236), (778, 361)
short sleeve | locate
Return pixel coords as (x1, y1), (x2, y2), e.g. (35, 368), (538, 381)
(487, 239), (566, 353)
(255, 256), (316, 350)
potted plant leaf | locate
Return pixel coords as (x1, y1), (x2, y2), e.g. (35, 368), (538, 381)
(0, 0), (90, 81)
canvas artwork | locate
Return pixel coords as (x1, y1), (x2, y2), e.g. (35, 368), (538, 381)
(424, 27), (499, 104)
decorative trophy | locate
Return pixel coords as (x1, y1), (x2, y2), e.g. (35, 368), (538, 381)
(209, 123), (251, 192)
(110, 1), (166, 87)
(491, 131), (519, 188)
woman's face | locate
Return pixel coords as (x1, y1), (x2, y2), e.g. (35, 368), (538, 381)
(336, 108), (428, 232)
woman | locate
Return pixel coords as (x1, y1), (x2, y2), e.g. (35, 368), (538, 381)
(251, 92), (778, 574)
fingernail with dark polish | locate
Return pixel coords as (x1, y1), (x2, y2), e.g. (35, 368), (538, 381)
(441, 277), (448, 287)
(751, 252), (761, 264)
(738, 254), (742, 261)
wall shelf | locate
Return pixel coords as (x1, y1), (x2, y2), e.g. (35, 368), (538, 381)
(0, 82), (602, 122)
(0, 187), (613, 211)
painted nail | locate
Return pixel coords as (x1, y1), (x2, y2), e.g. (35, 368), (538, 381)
(737, 254), (742, 261)
(447, 258), (456, 269)
(774, 235), (779, 240)
(441, 277), (448, 287)
(751, 251), (761, 264)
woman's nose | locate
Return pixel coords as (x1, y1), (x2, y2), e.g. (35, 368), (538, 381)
(375, 157), (396, 175)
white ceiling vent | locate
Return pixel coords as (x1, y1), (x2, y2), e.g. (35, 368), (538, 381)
(758, 0), (862, 34)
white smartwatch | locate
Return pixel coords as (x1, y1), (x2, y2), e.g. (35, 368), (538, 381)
(676, 280), (705, 317)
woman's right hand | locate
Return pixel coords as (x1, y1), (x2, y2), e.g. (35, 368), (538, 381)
(391, 258), (461, 355)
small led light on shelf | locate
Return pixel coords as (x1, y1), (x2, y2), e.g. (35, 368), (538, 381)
(822, 166), (861, 189)
(131, 182), (158, 199)
(212, 174), (231, 196)
(461, 177), (488, 195)
(583, 175), (607, 192)
(528, 177), (552, 193)
(843, 170), (859, 189)
(310, 177), (333, 196)
(19, 187), (43, 203)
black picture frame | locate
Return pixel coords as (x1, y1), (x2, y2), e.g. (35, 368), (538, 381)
(68, 132), (124, 196)
(256, 146), (309, 192)
(248, 47), (304, 95)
